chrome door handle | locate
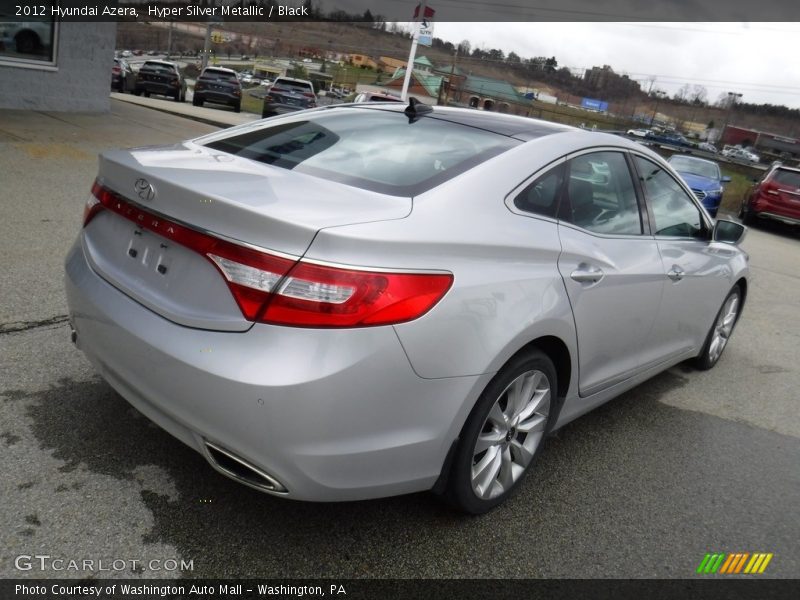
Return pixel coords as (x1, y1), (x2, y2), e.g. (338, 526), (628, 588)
(570, 265), (604, 284)
(667, 266), (685, 282)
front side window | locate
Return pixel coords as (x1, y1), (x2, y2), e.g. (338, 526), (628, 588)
(560, 151), (643, 235)
(0, 19), (57, 67)
(635, 156), (705, 238)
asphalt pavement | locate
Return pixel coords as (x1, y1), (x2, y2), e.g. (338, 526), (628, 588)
(0, 100), (798, 580)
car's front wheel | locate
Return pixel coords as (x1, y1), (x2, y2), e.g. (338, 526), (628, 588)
(693, 286), (741, 370)
(445, 349), (555, 514)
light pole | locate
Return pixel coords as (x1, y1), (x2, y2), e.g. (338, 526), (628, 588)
(720, 91), (743, 145)
(649, 90), (666, 127)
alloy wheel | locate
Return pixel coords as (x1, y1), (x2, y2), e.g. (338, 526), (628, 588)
(470, 370), (551, 500)
(708, 292), (739, 364)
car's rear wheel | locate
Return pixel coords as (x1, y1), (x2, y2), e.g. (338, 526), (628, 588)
(193, 96), (203, 107)
(143, 91), (150, 98)
(738, 203), (755, 226)
(693, 286), (741, 370)
(445, 349), (555, 514)
(234, 102), (241, 113)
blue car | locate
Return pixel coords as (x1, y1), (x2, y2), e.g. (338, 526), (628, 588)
(667, 155), (730, 217)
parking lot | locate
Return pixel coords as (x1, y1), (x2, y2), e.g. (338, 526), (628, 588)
(0, 100), (798, 579)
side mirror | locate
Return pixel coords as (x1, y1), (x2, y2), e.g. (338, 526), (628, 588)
(721, 175), (732, 183)
(713, 218), (746, 245)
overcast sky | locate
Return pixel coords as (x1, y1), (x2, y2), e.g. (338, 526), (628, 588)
(428, 22), (800, 109)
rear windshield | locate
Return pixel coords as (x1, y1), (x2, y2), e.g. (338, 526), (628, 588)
(202, 69), (238, 82)
(141, 62), (176, 75)
(773, 168), (800, 188)
(274, 80), (313, 93)
(203, 109), (520, 196)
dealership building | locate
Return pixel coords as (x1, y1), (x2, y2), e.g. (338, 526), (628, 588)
(0, 21), (116, 111)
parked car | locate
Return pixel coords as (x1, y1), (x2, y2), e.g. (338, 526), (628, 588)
(269, 76), (317, 103)
(120, 50), (132, 58)
(698, 142), (718, 153)
(193, 66), (242, 112)
(261, 89), (315, 117)
(66, 104), (748, 514)
(134, 60), (186, 102)
(351, 91), (403, 103)
(740, 163), (800, 226)
(626, 128), (651, 138)
(667, 155), (730, 217)
(645, 131), (691, 147)
(722, 145), (759, 163)
(111, 58), (136, 93)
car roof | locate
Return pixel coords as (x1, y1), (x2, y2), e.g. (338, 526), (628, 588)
(275, 76), (313, 84)
(143, 60), (178, 67)
(338, 104), (573, 141)
(202, 66), (236, 74)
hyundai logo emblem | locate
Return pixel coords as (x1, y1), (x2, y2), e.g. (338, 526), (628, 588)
(134, 178), (155, 202)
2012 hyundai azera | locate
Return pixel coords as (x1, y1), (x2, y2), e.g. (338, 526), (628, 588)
(65, 101), (748, 513)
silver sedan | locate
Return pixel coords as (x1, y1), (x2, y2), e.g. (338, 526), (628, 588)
(65, 102), (748, 513)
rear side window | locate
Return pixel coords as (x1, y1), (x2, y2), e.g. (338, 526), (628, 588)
(514, 163), (564, 218)
(203, 109), (520, 196)
(772, 168), (800, 187)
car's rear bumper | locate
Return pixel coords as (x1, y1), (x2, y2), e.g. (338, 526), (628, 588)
(136, 82), (179, 96)
(65, 237), (484, 501)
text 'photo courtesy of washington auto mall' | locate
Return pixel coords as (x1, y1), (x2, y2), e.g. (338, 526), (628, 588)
(0, 0), (798, 598)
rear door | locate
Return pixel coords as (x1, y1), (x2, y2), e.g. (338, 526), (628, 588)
(766, 167), (800, 221)
(556, 150), (664, 396)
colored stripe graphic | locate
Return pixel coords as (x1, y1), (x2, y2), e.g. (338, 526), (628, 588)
(700, 552), (774, 575)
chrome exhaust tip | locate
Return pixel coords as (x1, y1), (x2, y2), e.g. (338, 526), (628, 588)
(202, 440), (288, 496)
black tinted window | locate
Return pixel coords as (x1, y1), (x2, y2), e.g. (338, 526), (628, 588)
(514, 164), (564, 218)
(204, 110), (520, 196)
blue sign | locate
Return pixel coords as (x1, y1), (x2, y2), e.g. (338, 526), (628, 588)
(581, 98), (609, 112)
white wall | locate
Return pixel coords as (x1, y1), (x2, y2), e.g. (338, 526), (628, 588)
(0, 23), (116, 111)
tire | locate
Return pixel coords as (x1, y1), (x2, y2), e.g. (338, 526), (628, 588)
(143, 91), (150, 98)
(193, 97), (203, 107)
(739, 203), (755, 226)
(234, 102), (241, 113)
(692, 286), (742, 371)
(444, 349), (556, 514)
(133, 89), (142, 97)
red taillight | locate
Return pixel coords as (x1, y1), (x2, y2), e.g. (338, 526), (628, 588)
(84, 181), (453, 327)
(302, 92), (315, 98)
(262, 262), (453, 327)
(112, 66), (121, 74)
(195, 82), (204, 91)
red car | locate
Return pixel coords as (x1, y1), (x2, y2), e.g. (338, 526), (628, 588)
(740, 163), (800, 226)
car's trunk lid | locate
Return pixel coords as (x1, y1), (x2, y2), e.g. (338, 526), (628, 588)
(83, 144), (411, 331)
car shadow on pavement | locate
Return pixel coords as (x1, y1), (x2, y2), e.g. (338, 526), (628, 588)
(5, 370), (799, 578)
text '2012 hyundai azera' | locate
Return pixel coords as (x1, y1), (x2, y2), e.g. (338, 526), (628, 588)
(65, 101), (749, 513)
